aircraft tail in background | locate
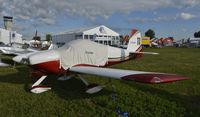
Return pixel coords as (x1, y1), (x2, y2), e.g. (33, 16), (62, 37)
(127, 29), (142, 53)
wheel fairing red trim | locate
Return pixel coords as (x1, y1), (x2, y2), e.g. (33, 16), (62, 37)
(31, 86), (51, 89)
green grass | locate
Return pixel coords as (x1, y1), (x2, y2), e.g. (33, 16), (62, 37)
(0, 47), (200, 117)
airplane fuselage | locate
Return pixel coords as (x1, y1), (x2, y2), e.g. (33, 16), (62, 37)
(30, 45), (142, 76)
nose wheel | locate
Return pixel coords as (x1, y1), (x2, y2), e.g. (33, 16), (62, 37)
(30, 75), (51, 94)
(29, 74), (104, 94)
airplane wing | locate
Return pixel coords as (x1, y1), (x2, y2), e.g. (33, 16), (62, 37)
(1, 44), (56, 56)
(130, 51), (159, 55)
(1, 49), (32, 55)
(70, 66), (187, 84)
(0, 46), (39, 55)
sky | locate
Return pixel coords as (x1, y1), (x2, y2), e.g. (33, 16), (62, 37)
(0, 0), (200, 40)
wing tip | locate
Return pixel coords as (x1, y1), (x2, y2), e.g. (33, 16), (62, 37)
(121, 73), (189, 84)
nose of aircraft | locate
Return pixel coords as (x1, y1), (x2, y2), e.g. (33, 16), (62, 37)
(28, 50), (60, 65)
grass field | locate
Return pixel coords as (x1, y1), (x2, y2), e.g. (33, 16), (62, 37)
(0, 47), (200, 117)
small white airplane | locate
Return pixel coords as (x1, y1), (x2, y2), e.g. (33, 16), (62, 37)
(13, 30), (188, 94)
(0, 44), (37, 67)
(0, 43), (57, 67)
(0, 45), (38, 55)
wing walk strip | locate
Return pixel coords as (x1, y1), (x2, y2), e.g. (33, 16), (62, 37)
(70, 66), (188, 84)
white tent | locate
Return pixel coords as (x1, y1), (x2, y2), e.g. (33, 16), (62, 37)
(52, 25), (120, 46)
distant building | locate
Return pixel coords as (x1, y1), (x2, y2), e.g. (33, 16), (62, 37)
(0, 16), (23, 45)
(0, 28), (23, 45)
(188, 38), (200, 48)
(52, 25), (120, 47)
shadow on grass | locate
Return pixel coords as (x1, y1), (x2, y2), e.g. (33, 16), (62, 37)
(1, 66), (199, 116)
(0, 66), (31, 84)
(0, 55), (15, 65)
(0, 66), (111, 100)
(45, 75), (112, 100)
(122, 81), (200, 117)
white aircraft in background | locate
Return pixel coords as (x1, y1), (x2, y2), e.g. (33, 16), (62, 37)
(13, 30), (188, 94)
(0, 42), (57, 67)
(0, 46), (38, 55)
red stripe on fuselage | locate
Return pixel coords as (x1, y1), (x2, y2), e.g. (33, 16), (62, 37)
(31, 57), (132, 75)
(31, 60), (66, 75)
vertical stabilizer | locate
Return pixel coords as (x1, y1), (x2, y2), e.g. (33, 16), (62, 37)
(127, 29), (142, 52)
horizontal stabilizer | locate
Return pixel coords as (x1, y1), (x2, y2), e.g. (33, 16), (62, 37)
(70, 66), (188, 84)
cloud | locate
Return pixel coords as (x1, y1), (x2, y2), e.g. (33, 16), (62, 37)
(128, 11), (197, 24)
(0, 0), (198, 39)
(40, 18), (55, 25)
(178, 12), (196, 20)
(0, 0), (199, 25)
(128, 15), (176, 24)
(16, 14), (30, 20)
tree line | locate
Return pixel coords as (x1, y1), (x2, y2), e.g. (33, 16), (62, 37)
(194, 30), (200, 38)
(145, 29), (200, 39)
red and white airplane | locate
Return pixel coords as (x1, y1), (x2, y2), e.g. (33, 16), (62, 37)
(13, 30), (188, 94)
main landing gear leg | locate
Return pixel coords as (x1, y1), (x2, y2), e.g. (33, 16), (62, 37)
(57, 74), (73, 81)
(78, 75), (103, 94)
(30, 75), (51, 94)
